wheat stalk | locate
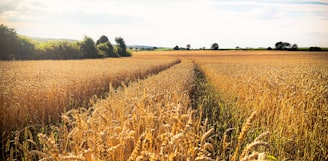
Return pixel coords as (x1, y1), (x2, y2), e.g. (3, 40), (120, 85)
(231, 111), (256, 161)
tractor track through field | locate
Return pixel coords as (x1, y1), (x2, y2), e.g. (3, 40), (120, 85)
(3, 60), (269, 161)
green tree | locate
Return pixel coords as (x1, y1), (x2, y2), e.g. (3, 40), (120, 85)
(96, 35), (116, 57)
(15, 36), (36, 59)
(211, 43), (219, 50)
(115, 37), (130, 57)
(96, 35), (109, 45)
(79, 36), (98, 58)
(0, 24), (18, 60)
(97, 42), (116, 57)
(104, 42), (115, 57)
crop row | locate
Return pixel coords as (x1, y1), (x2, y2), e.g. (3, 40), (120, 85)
(4, 50), (323, 160)
(10, 60), (270, 161)
(195, 55), (328, 160)
(9, 60), (194, 160)
(0, 58), (179, 135)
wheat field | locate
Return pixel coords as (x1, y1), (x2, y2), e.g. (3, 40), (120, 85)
(7, 59), (269, 161)
(194, 52), (328, 160)
(0, 57), (179, 135)
(1, 51), (327, 160)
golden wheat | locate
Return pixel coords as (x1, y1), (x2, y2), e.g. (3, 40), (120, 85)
(4, 50), (325, 160)
(12, 60), (197, 160)
(0, 57), (179, 134)
(194, 51), (328, 160)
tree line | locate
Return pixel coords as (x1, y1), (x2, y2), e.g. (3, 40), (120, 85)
(272, 41), (323, 51)
(173, 43), (219, 50)
(274, 41), (298, 51)
(0, 24), (131, 60)
(172, 42), (324, 51)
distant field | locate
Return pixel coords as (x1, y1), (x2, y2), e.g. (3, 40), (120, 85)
(1, 50), (327, 160)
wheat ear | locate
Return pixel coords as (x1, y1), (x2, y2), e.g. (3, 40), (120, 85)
(231, 111), (256, 161)
(128, 133), (145, 161)
(240, 141), (270, 159)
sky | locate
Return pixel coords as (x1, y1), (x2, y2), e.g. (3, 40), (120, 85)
(1, 0), (328, 48)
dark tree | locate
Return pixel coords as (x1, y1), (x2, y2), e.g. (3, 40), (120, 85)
(275, 41), (295, 50)
(290, 44), (298, 51)
(0, 24), (18, 60)
(211, 43), (219, 50)
(15, 36), (36, 59)
(275, 41), (284, 50)
(283, 42), (291, 49)
(267, 47), (272, 50)
(115, 37), (130, 57)
(0, 25), (40, 60)
(79, 36), (98, 58)
(96, 35), (109, 45)
(309, 47), (322, 51)
(186, 44), (191, 50)
(173, 45), (179, 50)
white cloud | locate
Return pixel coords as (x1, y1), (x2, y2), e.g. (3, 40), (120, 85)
(0, 0), (327, 48)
